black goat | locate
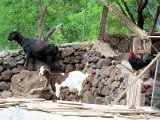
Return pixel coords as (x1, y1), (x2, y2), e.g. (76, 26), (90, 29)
(8, 29), (58, 71)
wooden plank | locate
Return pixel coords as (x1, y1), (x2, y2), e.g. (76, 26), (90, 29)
(0, 102), (20, 108)
(135, 80), (142, 106)
(0, 98), (45, 103)
(22, 101), (160, 114)
(126, 75), (142, 107)
(0, 97), (159, 118)
(0, 98), (159, 118)
(113, 53), (160, 104)
(136, 50), (151, 54)
(103, 1), (147, 39)
(103, 1), (152, 56)
(57, 100), (83, 105)
(140, 93), (145, 106)
(133, 37), (142, 56)
(59, 112), (114, 118)
(148, 35), (160, 38)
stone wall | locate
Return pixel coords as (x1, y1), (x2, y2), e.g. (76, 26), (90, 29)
(0, 42), (154, 106)
(0, 43), (87, 99)
(80, 43), (129, 105)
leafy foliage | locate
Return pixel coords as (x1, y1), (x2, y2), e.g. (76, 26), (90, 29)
(0, 0), (158, 50)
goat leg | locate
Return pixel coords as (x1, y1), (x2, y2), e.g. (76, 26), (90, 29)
(78, 95), (82, 102)
(30, 57), (36, 71)
(24, 53), (30, 70)
(48, 84), (57, 102)
(50, 90), (57, 102)
(52, 95), (57, 102)
(44, 81), (49, 88)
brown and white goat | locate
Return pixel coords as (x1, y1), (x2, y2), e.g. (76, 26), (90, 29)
(39, 66), (89, 101)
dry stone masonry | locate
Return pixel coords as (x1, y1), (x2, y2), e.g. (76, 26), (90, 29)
(80, 43), (129, 105)
(0, 42), (154, 106)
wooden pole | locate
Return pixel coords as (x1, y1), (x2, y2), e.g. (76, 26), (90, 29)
(126, 75), (142, 107)
(82, 0), (87, 42)
(113, 53), (160, 104)
(151, 59), (159, 106)
(103, 1), (147, 40)
(98, 4), (108, 41)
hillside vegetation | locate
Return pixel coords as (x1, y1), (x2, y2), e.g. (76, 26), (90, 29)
(0, 0), (158, 50)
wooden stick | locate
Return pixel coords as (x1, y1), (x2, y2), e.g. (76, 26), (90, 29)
(148, 35), (160, 38)
(57, 100), (83, 105)
(103, 1), (147, 39)
(113, 53), (160, 104)
(0, 98), (45, 102)
(56, 112), (114, 118)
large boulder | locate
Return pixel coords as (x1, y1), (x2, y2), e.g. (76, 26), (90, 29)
(10, 70), (46, 97)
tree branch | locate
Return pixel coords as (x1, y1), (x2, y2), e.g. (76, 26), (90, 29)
(38, 0), (43, 7)
(141, 0), (148, 11)
(148, 5), (160, 35)
(136, 0), (148, 29)
(136, 0), (140, 10)
(121, 0), (136, 24)
(43, 23), (62, 41)
(116, 0), (127, 16)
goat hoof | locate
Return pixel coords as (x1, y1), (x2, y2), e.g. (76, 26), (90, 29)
(52, 99), (57, 102)
(24, 66), (27, 70)
(30, 68), (36, 71)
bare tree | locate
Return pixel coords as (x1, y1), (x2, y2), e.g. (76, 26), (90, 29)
(120, 0), (136, 24)
(37, 3), (62, 41)
(116, 0), (127, 16)
(43, 23), (62, 41)
(136, 0), (148, 29)
(116, 0), (148, 29)
(38, 5), (47, 40)
(148, 5), (160, 35)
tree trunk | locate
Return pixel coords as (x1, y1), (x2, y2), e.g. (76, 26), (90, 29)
(38, 6), (47, 40)
(98, 4), (108, 41)
(38, 0), (43, 7)
(106, 3), (147, 39)
(136, 0), (148, 29)
(148, 5), (160, 35)
(137, 10), (144, 29)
